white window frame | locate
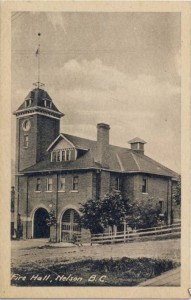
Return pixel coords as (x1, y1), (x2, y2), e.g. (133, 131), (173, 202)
(35, 178), (41, 192)
(51, 149), (73, 162)
(24, 134), (29, 148)
(65, 149), (71, 161)
(44, 99), (52, 108)
(142, 177), (148, 193)
(159, 200), (164, 213)
(115, 177), (120, 190)
(46, 177), (53, 192)
(25, 99), (32, 107)
(61, 150), (66, 161)
(56, 150), (61, 162)
(58, 175), (65, 192)
(72, 176), (78, 191)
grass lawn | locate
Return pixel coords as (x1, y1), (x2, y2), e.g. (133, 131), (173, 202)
(11, 257), (179, 286)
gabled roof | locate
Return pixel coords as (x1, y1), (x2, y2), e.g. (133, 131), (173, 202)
(47, 134), (76, 151)
(22, 133), (178, 179)
(13, 88), (64, 116)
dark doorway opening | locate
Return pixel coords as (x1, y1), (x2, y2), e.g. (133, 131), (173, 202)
(34, 208), (50, 238)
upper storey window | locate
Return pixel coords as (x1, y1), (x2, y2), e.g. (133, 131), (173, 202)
(24, 135), (29, 148)
(115, 177), (121, 191)
(44, 99), (52, 108)
(25, 99), (32, 107)
(142, 178), (148, 193)
(51, 148), (74, 162)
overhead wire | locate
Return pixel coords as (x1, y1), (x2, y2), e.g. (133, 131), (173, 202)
(12, 12), (130, 124)
(12, 49), (133, 55)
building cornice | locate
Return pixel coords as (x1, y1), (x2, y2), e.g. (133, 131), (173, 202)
(13, 106), (64, 119)
(20, 167), (177, 179)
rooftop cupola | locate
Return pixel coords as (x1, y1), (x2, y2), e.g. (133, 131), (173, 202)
(128, 137), (146, 154)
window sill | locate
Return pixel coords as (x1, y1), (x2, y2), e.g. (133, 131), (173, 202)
(142, 192), (148, 195)
(34, 191), (41, 193)
(45, 191), (53, 193)
(70, 190), (78, 193)
(58, 191), (65, 193)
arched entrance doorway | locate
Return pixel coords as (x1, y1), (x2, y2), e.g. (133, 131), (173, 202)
(33, 208), (50, 238)
(61, 209), (81, 242)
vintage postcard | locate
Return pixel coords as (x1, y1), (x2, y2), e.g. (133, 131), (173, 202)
(0, 1), (190, 299)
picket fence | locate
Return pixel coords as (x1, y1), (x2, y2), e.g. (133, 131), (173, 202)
(76, 222), (181, 245)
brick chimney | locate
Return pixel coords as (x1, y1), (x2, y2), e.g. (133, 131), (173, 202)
(96, 123), (110, 166)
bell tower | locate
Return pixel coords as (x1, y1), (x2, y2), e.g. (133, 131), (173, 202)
(13, 87), (64, 171)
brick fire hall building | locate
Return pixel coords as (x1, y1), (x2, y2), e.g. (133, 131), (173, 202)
(13, 87), (179, 242)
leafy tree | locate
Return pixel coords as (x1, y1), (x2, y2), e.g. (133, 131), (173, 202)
(99, 191), (129, 228)
(172, 177), (181, 206)
(127, 201), (161, 229)
(80, 191), (129, 234)
(46, 210), (57, 226)
(79, 198), (104, 234)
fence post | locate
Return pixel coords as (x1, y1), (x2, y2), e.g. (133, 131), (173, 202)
(123, 220), (126, 243)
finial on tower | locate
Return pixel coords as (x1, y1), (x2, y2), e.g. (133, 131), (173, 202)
(33, 32), (45, 89)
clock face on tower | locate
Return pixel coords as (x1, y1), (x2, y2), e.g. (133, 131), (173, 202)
(22, 119), (31, 131)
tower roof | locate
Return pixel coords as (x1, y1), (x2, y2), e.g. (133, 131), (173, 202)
(13, 88), (64, 118)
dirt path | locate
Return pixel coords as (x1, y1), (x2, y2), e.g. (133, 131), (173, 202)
(11, 238), (180, 271)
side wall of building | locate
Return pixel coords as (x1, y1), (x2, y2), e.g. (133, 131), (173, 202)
(122, 173), (172, 223)
(19, 170), (174, 240)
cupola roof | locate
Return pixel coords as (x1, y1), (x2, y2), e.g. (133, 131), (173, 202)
(128, 137), (147, 144)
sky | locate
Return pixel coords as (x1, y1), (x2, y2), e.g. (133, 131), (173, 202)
(11, 12), (181, 173)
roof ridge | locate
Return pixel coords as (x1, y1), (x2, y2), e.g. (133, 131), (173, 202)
(62, 133), (132, 152)
(63, 133), (96, 143)
(130, 152), (141, 170)
(116, 153), (124, 172)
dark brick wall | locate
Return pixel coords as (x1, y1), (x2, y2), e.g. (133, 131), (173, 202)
(99, 171), (110, 198)
(109, 172), (170, 209)
(26, 171), (93, 215)
(19, 170), (173, 239)
(17, 115), (60, 171)
(18, 116), (37, 171)
(92, 171), (98, 199)
(122, 175), (135, 201)
(18, 176), (28, 219)
(20, 171), (93, 239)
(36, 115), (60, 162)
(123, 174), (170, 212)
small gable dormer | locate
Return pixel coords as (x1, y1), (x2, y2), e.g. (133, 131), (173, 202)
(44, 99), (52, 108)
(47, 134), (88, 162)
(25, 98), (33, 107)
(128, 137), (146, 154)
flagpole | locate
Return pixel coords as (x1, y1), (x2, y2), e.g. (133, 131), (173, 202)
(38, 43), (40, 86)
(34, 33), (44, 89)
